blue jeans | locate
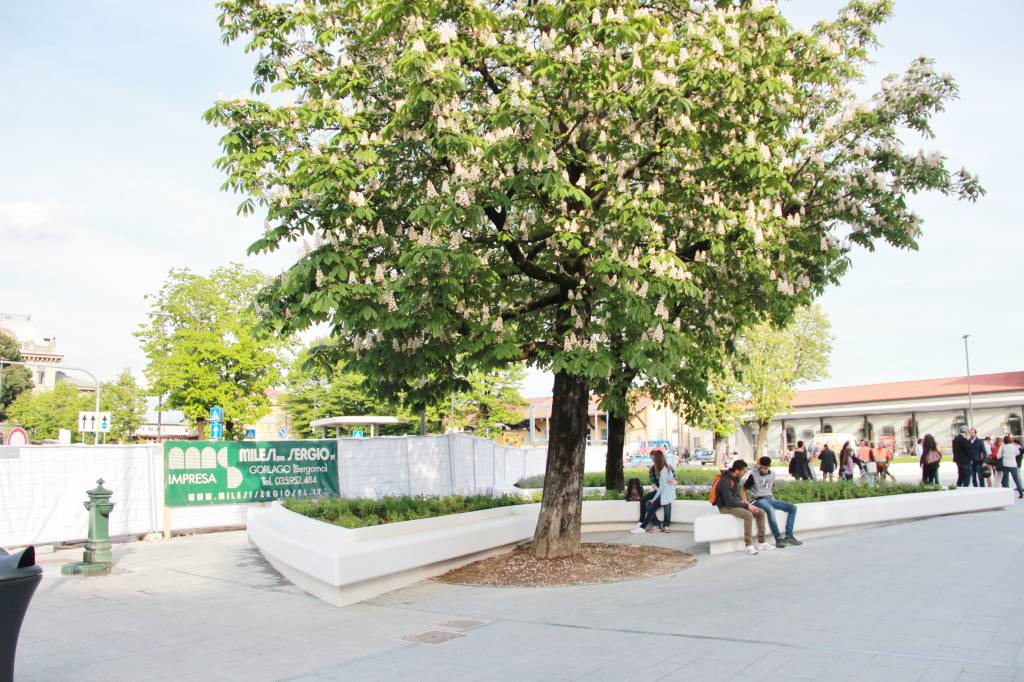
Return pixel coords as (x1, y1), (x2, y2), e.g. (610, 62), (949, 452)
(753, 497), (796, 539)
(972, 461), (985, 487)
(641, 499), (671, 529)
(1002, 466), (1024, 494)
(639, 490), (657, 523)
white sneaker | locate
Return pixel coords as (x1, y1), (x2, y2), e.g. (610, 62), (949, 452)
(756, 542), (774, 551)
(629, 527), (646, 535)
(745, 545), (759, 556)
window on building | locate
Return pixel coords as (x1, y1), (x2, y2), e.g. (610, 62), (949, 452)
(952, 415), (967, 438)
(784, 427), (795, 449)
(35, 370), (44, 384)
(858, 421), (874, 443)
(822, 423), (833, 433)
(1007, 414), (1022, 437)
(800, 429), (814, 443)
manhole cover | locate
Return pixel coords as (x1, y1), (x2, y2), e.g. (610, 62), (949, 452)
(401, 630), (466, 645)
(438, 619), (489, 631)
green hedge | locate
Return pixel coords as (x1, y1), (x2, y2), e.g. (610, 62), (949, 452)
(672, 480), (943, 503)
(283, 494), (524, 528)
(289, 482), (946, 527)
(517, 467), (720, 489)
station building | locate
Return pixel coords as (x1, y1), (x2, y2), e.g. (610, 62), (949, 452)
(735, 371), (1024, 459)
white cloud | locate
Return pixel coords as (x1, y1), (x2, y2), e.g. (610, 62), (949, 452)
(0, 200), (64, 240)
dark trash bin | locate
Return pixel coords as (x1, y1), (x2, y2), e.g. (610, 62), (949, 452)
(0, 546), (42, 682)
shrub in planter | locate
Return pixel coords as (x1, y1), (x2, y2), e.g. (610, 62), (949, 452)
(284, 494), (525, 528)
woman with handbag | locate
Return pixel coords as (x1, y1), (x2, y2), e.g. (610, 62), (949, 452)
(999, 435), (1023, 498)
(919, 434), (942, 485)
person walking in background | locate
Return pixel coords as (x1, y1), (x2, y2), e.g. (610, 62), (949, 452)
(712, 459), (768, 555)
(806, 441), (819, 480)
(745, 457), (803, 548)
(952, 427), (971, 487)
(632, 449), (676, 534)
(876, 442), (896, 483)
(839, 442), (856, 481)
(789, 441), (812, 481)
(966, 428), (987, 487)
(818, 444), (837, 482)
(999, 436), (1023, 499)
(857, 440), (874, 474)
(863, 449), (878, 485)
(915, 438), (924, 460)
(919, 434), (942, 486)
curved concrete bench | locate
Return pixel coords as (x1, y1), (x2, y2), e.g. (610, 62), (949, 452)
(248, 499), (715, 606)
(694, 487), (1016, 555)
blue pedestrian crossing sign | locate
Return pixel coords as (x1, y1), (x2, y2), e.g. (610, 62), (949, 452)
(244, 428), (256, 440)
(277, 427), (287, 438)
(209, 407), (223, 422)
(352, 430), (364, 438)
(210, 422), (223, 440)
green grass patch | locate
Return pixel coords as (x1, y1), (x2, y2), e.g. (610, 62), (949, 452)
(283, 494), (525, 528)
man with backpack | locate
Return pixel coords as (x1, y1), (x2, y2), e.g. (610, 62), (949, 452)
(712, 459), (768, 555)
(745, 457), (802, 548)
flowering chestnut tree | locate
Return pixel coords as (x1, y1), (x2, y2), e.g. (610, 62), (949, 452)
(208, 0), (981, 557)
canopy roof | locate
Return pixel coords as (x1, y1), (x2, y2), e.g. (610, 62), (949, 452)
(310, 416), (402, 428)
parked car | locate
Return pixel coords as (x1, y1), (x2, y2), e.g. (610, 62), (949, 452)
(693, 448), (715, 465)
(629, 454), (653, 468)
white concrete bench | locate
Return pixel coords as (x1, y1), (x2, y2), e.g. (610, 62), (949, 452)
(248, 499), (716, 606)
(693, 487), (1016, 555)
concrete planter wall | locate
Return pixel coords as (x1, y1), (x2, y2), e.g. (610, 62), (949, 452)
(249, 489), (1015, 607)
(693, 487), (1016, 555)
(247, 499), (713, 607)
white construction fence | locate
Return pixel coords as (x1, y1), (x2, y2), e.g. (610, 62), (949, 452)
(0, 434), (547, 549)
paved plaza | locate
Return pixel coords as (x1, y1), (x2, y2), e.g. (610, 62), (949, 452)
(19, 496), (1024, 682)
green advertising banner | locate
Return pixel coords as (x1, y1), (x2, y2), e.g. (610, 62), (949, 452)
(164, 440), (339, 506)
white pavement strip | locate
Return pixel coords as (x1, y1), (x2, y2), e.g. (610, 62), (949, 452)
(20, 503), (1024, 682)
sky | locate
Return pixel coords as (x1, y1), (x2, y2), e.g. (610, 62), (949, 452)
(1, 1), (1021, 401)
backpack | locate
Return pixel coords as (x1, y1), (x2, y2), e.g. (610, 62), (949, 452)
(709, 470), (726, 506)
(624, 478), (645, 501)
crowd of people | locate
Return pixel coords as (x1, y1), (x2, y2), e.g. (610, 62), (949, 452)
(627, 430), (1024, 555)
(629, 449), (804, 555)
(948, 427), (1024, 497)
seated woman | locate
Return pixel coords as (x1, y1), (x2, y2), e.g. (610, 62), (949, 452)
(631, 449), (676, 533)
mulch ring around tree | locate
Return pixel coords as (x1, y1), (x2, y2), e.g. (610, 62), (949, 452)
(435, 542), (696, 588)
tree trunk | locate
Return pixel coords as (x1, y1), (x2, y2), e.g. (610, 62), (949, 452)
(532, 371), (589, 559)
(754, 420), (770, 459)
(605, 412), (627, 492)
(713, 433), (728, 467)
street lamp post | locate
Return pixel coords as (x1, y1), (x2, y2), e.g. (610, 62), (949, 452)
(963, 334), (974, 427)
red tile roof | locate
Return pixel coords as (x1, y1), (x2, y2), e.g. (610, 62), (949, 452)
(792, 371), (1024, 407)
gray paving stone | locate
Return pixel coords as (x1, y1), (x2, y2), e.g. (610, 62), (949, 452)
(16, 501), (1024, 681)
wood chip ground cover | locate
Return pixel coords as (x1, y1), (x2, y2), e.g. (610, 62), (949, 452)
(435, 543), (695, 587)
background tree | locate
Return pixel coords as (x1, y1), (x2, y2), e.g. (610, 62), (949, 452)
(209, 0), (980, 557)
(136, 264), (288, 438)
(742, 305), (833, 455)
(448, 366), (528, 436)
(689, 361), (747, 465)
(0, 332), (33, 421)
(284, 347), (419, 437)
(6, 383), (90, 441)
(100, 369), (147, 443)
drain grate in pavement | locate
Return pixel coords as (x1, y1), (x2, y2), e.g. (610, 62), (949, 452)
(437, 619), (489, 631)
(401, 630), (467, 645)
